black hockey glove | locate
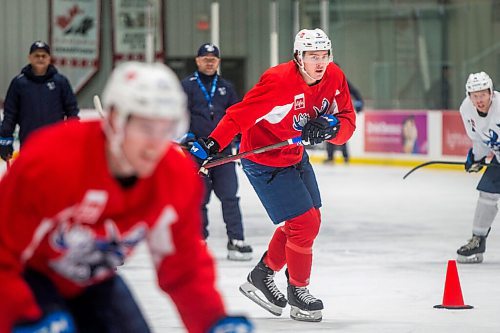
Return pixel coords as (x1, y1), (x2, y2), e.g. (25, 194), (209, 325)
(301, 114), (340, 145)
(465, 148), (485, 173)
(189, 137), (220, 167)
(0, 137), (14, 161)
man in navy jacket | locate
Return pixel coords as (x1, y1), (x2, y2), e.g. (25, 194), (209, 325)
(0, 41), (79, 161)
(181, 43), (253, 261)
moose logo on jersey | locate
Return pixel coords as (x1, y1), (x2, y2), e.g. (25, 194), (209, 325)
(484, 128), (500, 150)
(50, 220), (147, 284)
(292, 113), (310, 131)
(313, 98), (332, 116)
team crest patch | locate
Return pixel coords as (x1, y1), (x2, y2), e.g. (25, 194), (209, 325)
(293, 113), (310, 131)
(313, 98), (331, 115)
(294, 93), (305, 110)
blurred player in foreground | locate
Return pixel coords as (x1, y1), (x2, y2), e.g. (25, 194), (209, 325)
(0, 62), (252, 333)
(457, 71), (500, 264)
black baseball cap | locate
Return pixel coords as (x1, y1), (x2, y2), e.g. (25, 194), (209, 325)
(197, 43), (220, 58)
(29, 41), (51, 55)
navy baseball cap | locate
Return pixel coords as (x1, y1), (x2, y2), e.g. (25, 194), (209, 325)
(197, 43), (220, 58)
(29, 41), (51, 55)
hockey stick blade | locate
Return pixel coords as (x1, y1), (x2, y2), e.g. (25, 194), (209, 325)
(402, 160), (497, 180)
(93, 95), (105, 119)
(199, 137), (307, 172)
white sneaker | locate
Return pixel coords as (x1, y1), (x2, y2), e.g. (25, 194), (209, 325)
(227, 239), (253, 261)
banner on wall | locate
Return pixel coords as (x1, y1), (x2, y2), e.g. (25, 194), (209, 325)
(111, 0), (164, 64)
(364, 111), (428, 154)
(50, 0), (101, 93)
(442, 112), (471, 156)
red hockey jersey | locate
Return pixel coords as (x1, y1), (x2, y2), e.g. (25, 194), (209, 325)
(211, 60), (356, 167)
(0, 120), (225, 333)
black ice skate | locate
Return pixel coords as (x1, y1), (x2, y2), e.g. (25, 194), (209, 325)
(239, 254), (287, 316)
(227, 239), (253, 261)
(457, 232), (488, 264)
(286, 269), (323, 322)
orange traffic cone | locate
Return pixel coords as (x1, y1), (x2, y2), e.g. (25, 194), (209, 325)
(434, 260), (473, 309)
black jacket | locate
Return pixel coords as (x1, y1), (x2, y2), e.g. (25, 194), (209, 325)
(181, 72), (239, 154)
(0, 64), (79, 145)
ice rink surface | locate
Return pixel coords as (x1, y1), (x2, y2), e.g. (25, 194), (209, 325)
(119, 162), (500, 333)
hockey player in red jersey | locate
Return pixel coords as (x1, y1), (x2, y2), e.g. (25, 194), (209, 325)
(190, 28), (356, 322)
(0, 62), (252, 333)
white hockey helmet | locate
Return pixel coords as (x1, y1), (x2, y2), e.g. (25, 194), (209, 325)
(465, 71), (493, 94)
(293, 28), (332, 61)
(102, 61), (188, 139)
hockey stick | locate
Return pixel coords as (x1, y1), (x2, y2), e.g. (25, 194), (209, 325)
(199, 137), (307, 174)
(93, 95), (105, 119)
(198, 115), (339, 174)
(402, 160), (497, 179)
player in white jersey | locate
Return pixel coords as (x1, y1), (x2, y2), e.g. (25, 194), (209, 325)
(457, 71), (500, 263)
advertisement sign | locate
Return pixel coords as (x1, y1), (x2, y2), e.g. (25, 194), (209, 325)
(442, 112), (471, 156)
(364, 111), (428, 154)
(50, 0), (101, 93)
(111, 0), (164, 64)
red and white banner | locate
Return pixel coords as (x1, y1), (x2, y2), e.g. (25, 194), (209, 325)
(50, 0), (101, 93)
(111, 0), (164, 64)
(442, 112), (471, 156)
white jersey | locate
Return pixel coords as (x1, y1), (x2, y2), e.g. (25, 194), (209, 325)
(460, 90), (500, 160)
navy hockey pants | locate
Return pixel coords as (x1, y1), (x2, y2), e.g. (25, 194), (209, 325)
(241, 151), (322, 224)
(17, 269), (150, 333)
(202, 161), (244, 240)
(478, 156), (500, 193)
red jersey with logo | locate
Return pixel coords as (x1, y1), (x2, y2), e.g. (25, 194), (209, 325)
(210, 60), (356, 167)
(0, 120), (225, 333)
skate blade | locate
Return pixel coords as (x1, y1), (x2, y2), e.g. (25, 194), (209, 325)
(239, 282), (284, 316)
(227, 250), (252, 261)
(457, 253), (483, 264)
(290, 306), (322, 322)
